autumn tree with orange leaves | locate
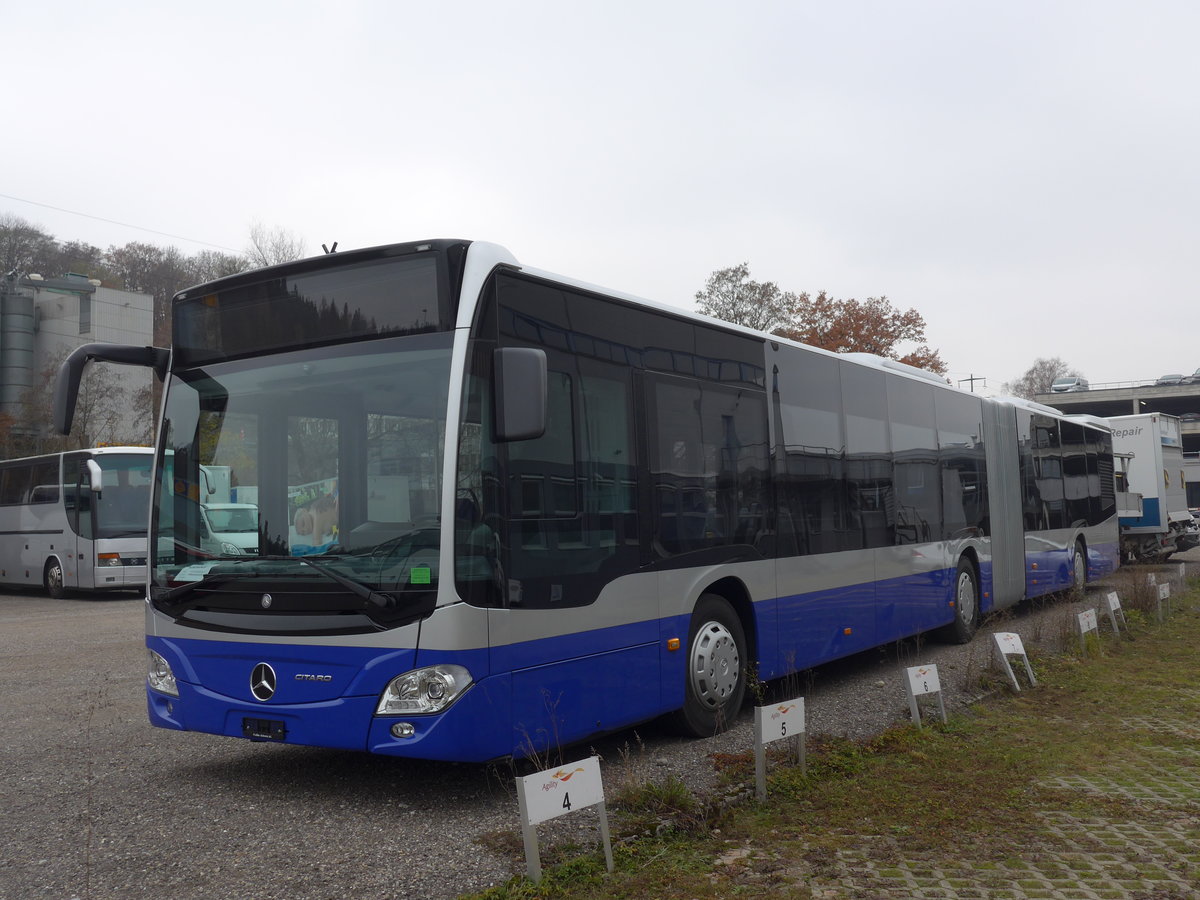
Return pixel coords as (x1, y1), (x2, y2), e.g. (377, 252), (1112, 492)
(695, 263), (946, 374)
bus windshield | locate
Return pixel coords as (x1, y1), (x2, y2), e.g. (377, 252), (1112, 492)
(93, 452), (154, 539)
(150, 332), (453, 630)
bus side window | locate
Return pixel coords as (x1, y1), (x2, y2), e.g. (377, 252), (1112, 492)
(649, 376), (769, 557)
(843, 362), (894, 550)
(888, 377), (941, 545)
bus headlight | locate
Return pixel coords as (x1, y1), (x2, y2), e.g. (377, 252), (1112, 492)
(147, 650), (179, 697)
(220, 542), (244, 555)
(376, 664), (472, 715)
(98, 553), (122, 567)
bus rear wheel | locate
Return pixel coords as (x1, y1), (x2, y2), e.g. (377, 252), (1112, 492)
(669, 594), (747, 737)
(44, 558), (68, 599)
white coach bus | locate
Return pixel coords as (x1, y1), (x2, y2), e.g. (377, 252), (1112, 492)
(0, 446), (152, 596)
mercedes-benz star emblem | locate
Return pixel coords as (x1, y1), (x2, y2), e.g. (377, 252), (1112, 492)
(251, 662), (277, 701)
(261, 593), (273, 609)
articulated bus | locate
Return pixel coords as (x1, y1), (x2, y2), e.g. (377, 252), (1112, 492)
(0, 446), (152, 596)
(53, 240), (1119, 762)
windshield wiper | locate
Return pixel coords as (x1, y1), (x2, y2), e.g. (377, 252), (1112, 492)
(153, 571), (275, 604)
(294, 557), (394, 609)
(154, 556), (395, 609)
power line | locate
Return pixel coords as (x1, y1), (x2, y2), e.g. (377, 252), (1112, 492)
(0, 191), (241, 253)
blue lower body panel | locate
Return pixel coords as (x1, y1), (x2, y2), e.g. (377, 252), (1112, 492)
(147, 635), (515, 763)
(145, 538), (1115, 763)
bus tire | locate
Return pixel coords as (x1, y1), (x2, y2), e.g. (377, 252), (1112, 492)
(1072, 540), (1087, 591)
(44, 557), (68, 599)
(938, 557), (979, 644)
(669, 594), (747, 737)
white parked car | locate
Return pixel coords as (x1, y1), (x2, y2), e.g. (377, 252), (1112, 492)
(1050, 376), (1089, 392)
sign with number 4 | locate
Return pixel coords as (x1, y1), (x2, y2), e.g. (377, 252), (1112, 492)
(515, 756), (612, 882)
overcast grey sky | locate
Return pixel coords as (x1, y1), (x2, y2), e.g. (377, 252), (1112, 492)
(6, 1), (1198, 392)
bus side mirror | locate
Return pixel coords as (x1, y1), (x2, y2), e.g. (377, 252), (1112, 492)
(494, 348), (547, 442)
(85, 459), (104, 495)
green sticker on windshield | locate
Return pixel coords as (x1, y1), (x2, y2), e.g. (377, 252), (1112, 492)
(411, 567), (431, 585)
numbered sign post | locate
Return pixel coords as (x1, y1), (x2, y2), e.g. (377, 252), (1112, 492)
(992, 632), (1037, 691)
(904, 664), (946, 727)
(1157, 582), (1172, 623)
(515, 756), (613, 882)
(753, 697), (806, 800)
(1103, 591), (1127, 636)
(1077, 608), (1098, 653)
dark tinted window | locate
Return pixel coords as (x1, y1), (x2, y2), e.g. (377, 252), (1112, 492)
(1060, 422), (1090, 525)
(0, 460), (58, 505)
(29, 461), (59, 504)
(1031, 414), (1065, 530)
(458, 275), (647, 608)
(508, 372), (577, 519)
(649, 375), (770, 557)
(888, 378), (941, 544)
(936, 390), (987, 538)
(843, 363), (894, 549)
(175, 254), (447, 364)
(1090, 428), (1116, 521)
(776, 351), (848, 555)
(494, 273), (765, 389)
(0, 464), (29, 505)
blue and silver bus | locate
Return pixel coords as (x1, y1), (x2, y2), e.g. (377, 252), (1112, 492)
(0, 446), (153, 596)
(53, 240), (1119, 762)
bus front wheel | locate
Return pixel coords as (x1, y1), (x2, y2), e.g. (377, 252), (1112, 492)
(938, 558), (979, 644)
(1072, 541), (1087, 592)
(44, 558), (68, 599)
(670, 594), (747, 737)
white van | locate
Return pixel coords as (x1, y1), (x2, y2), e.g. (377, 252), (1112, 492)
(1050, 376), (1089, 392)
(199, 503), (259, 555)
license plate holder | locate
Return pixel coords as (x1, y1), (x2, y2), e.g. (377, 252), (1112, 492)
(243, 717), (287, 741)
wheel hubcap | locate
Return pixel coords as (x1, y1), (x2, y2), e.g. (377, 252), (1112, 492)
(957, 571), (976, 623)
(48, 565), (62, 589)
(688, 621), (740, 709)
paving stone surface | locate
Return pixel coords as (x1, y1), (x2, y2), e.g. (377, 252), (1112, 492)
(789, 711), (1200, 899)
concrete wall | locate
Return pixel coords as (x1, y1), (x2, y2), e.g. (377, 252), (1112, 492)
(26, 279), (154, 443)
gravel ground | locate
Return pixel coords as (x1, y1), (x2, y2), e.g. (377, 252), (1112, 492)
(2, 554), (1195, 900)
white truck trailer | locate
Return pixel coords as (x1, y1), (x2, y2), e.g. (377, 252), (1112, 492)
(1108, 413), (1198, 561)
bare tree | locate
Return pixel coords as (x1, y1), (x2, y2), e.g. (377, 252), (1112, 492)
(1001, 357), (1081, 400)
(696, 262), (948, 374)
(188, 249), (248, 285)
(3, 354), (132, 456)
(245, 221), (308, 269)
(0, 214), (57, 276)
(694, 263), (800, 333)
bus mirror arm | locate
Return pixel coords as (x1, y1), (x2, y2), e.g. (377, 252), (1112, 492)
(53, 343), (170, 435)
(493, 347), (547, 442)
